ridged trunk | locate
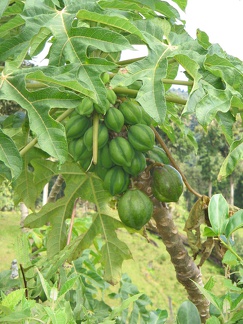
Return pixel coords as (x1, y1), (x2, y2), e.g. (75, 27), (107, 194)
(152, 198), (210, 322)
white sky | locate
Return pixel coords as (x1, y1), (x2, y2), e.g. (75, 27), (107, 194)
(184, 0), (243, 60)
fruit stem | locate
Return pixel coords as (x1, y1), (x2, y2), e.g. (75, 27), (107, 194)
(151, 126), (202, 199)
(92, 112), (99, 165)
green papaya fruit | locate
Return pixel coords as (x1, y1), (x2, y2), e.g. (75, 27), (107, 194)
(68, 137), (87, 161)
(109, 137), (135, 168)
(83, 123), (109, 151)
(76, 97), (94, 116)
(118, 189), (153, 230)
(152, 165), (183, 202)
(123, 151), (146, 176)
(140, 108), (152, 126)
(119, 100), (142, 124)
(65, 115), (91, 139)
(94, 99), (110, 114)
(100, 144), (114, 169)
(103, 166), (129, 195)
(101, 72), (110, 85)
(106, 88), (117, 105)
(128, 124), (155, 152)
(147, 145), (170, 164)
(104, 108), (124, 133)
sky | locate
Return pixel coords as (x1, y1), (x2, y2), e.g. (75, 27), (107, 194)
(184, 0), (243, 60)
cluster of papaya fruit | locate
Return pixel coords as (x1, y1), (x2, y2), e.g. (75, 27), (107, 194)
(65, 73), (183, 230)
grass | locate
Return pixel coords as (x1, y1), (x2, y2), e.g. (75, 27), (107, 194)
(0, 211), (22, 272)
(0, 210), (226, 317)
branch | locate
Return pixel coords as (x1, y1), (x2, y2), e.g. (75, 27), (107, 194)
(151, 126), (202, 198)
(113, 86), (187, 105)
(47, 174), (64, 203)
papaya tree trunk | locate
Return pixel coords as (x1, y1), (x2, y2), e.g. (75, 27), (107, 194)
(152, 198), (210, 322)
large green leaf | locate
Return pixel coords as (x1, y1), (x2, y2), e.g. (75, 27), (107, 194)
(0, 69), (81, 163)
(24, 161), (132, 284)
(111, 21), (175, 123)
(76, 9), (146, 42)
(176, 301), (201, 324)
(218, 139), (243, 180)
(225, 209), (243, 238)
(0, 15), (25, 38)
(13, 151), (56, 210)
(0, 0), (9, 19)
(208, 194), (229, 235)
(99, 0), (155, 19)
(0, 129), (22, 180)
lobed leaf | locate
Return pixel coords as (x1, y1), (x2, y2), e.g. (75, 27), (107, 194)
(0, 130), (22, 181)
(76, 9), (146, 42)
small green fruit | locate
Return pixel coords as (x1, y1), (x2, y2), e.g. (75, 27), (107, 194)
(103, 166), (129, 195)
(118, 189), (153, 230)
(152, 165), (183, 202)
(128, 124), (155, 152)
(109, 137), (135, 168)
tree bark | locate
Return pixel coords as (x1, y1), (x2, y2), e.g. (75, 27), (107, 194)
(152, 198), (210, 322)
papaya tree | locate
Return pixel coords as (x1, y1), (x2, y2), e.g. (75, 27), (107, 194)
(1, 0), (243, 322)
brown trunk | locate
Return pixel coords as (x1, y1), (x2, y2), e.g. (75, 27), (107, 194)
(152, 198), (210, 322)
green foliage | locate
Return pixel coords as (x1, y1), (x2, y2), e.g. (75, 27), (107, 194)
(1, 0), (243, 322)
(0, 225), (166, 324)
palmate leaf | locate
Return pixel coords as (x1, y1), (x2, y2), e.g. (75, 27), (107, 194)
(13, 150), (56, 210)
(0, 15), (25, 38)
(99, 0), (156, 19)
(24, 161), (132, 284)
(111, 22), (174, 123)
(0, 129), (22, 180)
(26, 59), (117, 106)
(76, 9), (146, 42)
(0, 68), (81, 163)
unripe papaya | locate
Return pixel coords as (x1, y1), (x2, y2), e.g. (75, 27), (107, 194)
(152, 165), (183, 202)
(109, 137), (135, 168)
(140, 108), (152, 126)
(103, 166), (129, 195)
(83, 124), (109, 151)
(119, 100), (142, 124)
(76, 97), (94, 116)
(68, 137), (87, 161)
(106, 88), (117, 105)
(104, 108), (124, 133)
(147, 145), (170, 164)
(128, 124), (155, 152)
(100, 144), (114, 169)
(123, 151), (146, 176)
(65, 115), (91, 139)
(101, 72), (110, 85)
(118, 189), (153, 230)
(94, 99), (110, 114)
